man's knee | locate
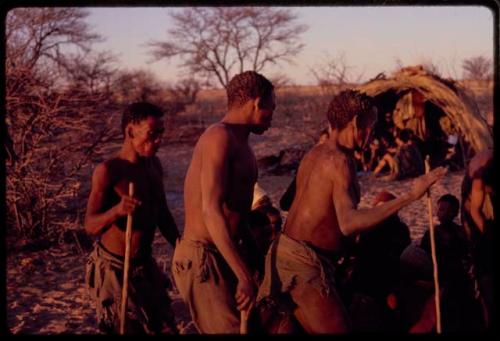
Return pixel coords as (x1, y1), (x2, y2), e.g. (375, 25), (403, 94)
(290, 282), (349, 333)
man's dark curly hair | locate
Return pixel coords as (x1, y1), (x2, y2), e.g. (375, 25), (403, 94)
(227, 71), (274, 109)
(326, 90), (376, 130)
(121, 102), (164, 137)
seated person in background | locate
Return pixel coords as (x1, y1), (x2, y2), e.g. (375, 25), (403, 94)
(248, 206), (283, 281)
(416, 194), (483, 332)
(379, 131), (396, 154)
(373, 129), (424, 181)
(353, 149), (364, 172)
(347, 191), (411, 332)
(250, 191), (301, 334)
(252, 182), (273, 211)
(241, 183), (279, 281)
(361, 138), (384, 172)
(259, 205), (282, 246)
(280, 128), (330, 211)
(443, 134), (463, 171)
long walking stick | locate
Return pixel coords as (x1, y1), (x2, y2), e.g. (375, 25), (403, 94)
(240, 310), (249, 334)
(425, 156), (442, 333)
(119, 182), (134, 335)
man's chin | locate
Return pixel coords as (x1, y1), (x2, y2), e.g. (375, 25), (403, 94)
(251, 125), (269, 135)
(142, 150), (158, 158)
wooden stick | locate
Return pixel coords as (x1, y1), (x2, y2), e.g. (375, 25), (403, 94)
(119, 182), (134, 335)
(425, 156), (442, 334)
(240, 310), (248, 334)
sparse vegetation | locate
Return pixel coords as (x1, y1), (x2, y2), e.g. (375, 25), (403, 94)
(149, 7), (308, 88)
(5, 7), (493, 255)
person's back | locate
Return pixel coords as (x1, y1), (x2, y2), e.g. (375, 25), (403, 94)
(183, 123), (257, 242)
(285, 143), (357, 253)
(279, 128), (330, 212)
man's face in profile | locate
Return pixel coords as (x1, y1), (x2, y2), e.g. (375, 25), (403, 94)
(251, 90), (276, 135)
(130, 116), (165, 157)
(355, 107), (377, 152)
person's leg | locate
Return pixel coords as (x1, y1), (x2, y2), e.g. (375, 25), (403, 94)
(173, 242), (240, 334)
(255, 296), (302, 334)
(137, 258), (178, 334)
(373, 156), (388, 175)
(87, 245), (144, 334)
(290, 281), (350, 333)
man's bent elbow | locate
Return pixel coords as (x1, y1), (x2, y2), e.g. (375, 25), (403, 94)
(84, 217), (100, 237)
(84, 225), (97, 237)
(338, 220), (355, 237)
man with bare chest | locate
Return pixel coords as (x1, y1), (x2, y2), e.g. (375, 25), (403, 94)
(172, 71), (275, 333)
(257, 90), (447, 333)
(84, 102), (179, 334)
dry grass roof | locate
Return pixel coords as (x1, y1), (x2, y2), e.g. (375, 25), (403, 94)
(357, 65), (492, 152)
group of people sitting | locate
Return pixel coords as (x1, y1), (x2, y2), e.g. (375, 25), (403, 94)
(353, 111), (463, 181)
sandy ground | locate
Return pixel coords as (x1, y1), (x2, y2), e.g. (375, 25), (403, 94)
(6, 137), (466, 334)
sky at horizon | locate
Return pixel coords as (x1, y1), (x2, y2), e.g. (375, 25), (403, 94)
(85, 5), (494, 86)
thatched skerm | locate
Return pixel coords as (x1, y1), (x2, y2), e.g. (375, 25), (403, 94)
(356, 66), (492, 160)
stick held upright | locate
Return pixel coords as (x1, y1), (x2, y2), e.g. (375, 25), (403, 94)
(120, 182), (134, 335)
(425, 156), (442, 333)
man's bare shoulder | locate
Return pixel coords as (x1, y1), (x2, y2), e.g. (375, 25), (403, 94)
(309, 144), (350, 174)
(92, 158), (123, 185)
(198, 123), (233, 149)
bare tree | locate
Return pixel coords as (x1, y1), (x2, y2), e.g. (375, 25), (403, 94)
(62, 51), (118, 95)
(149, 7), (307, 88)
(462, 56), (493, 81)
(6, 8), (101, 85)
(113, 69), (165, 104)
(310, 51), (365, 94)
(167, 77), (201, 105)
(6, 8), (120, 244)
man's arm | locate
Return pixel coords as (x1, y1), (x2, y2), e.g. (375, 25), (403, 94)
(153, 158), (180, 247)
(469, 178), (486, 233)
(84, 163), (140, 236)
(332, 156), (446, 236)
(200, 127), (254, 310)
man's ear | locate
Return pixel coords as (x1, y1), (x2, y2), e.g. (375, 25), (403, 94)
(253, 97), (262, 111)
(127, 125), (134, 139)
(352, 115), (359, 134)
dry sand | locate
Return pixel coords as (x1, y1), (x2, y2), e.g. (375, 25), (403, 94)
(7, 138), (466, 334)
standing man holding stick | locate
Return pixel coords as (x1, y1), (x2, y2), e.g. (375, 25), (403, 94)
(256, 90), (447, 333)
(84, 102), (180, 334)
(172, 71), (276, 334)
